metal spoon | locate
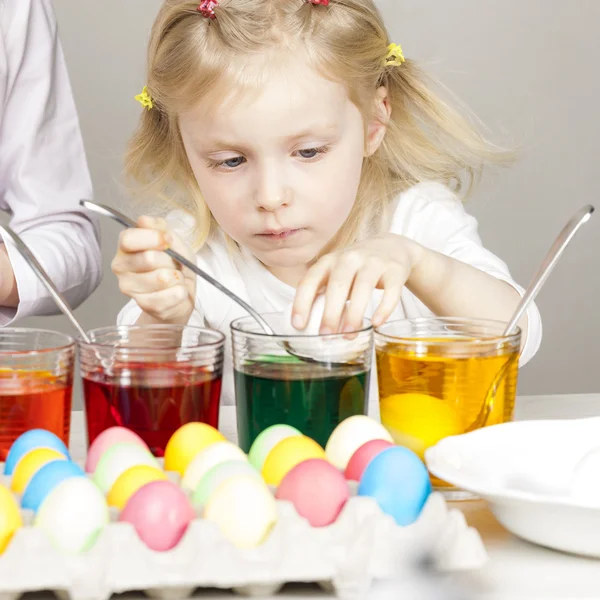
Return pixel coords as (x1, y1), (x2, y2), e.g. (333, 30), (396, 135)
(466, 203), (595, 432)
(79, 199), (361, 368)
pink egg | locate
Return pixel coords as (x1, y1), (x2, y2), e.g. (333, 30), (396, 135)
(276, 459), (350, 527)
(119, 480), (195, 552)
(86, 427), (148, 473)
(345, 439), (394, 482)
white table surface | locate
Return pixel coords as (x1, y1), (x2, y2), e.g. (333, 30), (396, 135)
(66, 393), (600, 600)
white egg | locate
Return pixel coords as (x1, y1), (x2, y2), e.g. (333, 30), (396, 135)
(204, 475), (277, 549)
(34, 477), (109, 554)
(325, 415), (394, 471)
(569, 447), (600, 505)
(182, 441), (247, 491)
(282, 297), (369, 364)
(282, 295), (327, 336)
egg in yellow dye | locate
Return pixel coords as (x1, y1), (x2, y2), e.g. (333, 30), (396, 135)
(379, 393), (462, 460)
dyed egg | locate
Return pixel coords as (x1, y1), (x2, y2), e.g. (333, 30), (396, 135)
(248, 424), (302, 471)
(276, 459), (350, 527)
(119, 480), (195, 552)
(164, 422), (225, 476)
(0, 485), (22, 554)
(21, 460), (85, 513)
(358, 446), (431, 526)
(204, 475), (277, 549)
(325, 415), (393, 471)
(107, 465), (168, 510)
(379, 393), (462, 460)
(192, 460), (262, 507)
(182, 441), (247, 491)
(262, 435), (326, 486)
(345, 439), (394, 482)
(34, 477), (109, 554)
(4, 429), (70, 475)
(93, 443), (159, 494)
(85, 427), (148, 473)
(11, 448), (67, 494)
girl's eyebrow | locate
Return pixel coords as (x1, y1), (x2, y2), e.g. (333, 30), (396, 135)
(201, 124), (339, 152)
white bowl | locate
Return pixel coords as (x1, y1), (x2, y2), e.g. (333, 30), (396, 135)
(425, 417), (600, 558)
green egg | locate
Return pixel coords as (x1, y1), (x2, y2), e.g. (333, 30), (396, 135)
(248, 424), (302, 471)
(192, 460), (262, 507)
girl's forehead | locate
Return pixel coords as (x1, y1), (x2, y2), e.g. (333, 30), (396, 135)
(181, 58), (355, 136)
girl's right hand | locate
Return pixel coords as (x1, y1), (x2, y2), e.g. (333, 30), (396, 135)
(111, 216), (197, 326)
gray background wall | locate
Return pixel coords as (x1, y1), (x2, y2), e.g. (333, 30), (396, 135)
(18, 0), (600, 408)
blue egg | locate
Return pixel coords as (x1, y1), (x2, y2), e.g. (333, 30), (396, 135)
(4, 429), (70, 475)
(21, 460), (85, 513)
(358, 446), (431, 526)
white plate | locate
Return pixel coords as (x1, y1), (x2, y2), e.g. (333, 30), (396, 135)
(425, 416), (600, 558)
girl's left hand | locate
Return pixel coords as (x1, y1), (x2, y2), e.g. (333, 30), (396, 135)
(292, 234), (424, 334)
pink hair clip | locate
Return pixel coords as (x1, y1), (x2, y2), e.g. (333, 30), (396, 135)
(307, 0), (330, 5)
(197, 0), (218, 19)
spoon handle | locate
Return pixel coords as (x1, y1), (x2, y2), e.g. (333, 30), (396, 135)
(503, 204), (595, 336)
(0, 224), (92, 343)
(80, 200), (275, 335)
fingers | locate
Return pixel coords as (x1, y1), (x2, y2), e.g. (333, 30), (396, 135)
(110, 214), (197, 326)
(342, 265), (385, 331)
(293, 251), (409, 335)
(117, 268), (184, 296)
(292, 255), (334, 330)
(319, 253), (363, 334)
(371, 269), (407, 327)
(134, 285), (193, 324)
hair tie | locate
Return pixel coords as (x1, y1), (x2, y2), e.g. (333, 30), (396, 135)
(306, 0), (329, 6)
(385, 43), (405, 66)
(197, 0), (218, 19)
(135, 86), (153, 110)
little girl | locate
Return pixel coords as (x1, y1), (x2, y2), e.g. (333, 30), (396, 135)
(113, 0), (542, 409)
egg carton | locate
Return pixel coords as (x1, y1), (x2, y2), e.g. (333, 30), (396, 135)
(0, 477), (487, 600)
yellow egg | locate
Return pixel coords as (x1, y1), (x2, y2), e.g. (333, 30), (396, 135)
(164, 422), (225, 476)
(379, 393), (462, 460)
(10, 448), (67, 494)
(261, 436), (326, 486)
(204, 475), (277, 549)
(0, 485), (22, 554)
(107, 465), (168, 510)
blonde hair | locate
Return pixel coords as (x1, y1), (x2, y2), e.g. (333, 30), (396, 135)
(125, 0), (512, 251)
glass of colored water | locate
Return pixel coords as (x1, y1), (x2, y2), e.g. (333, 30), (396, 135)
(375, 317), (521, 498)
(231, 313), (373, 452)
(0, 329), (75, 461)
(79, 324), (225, 456)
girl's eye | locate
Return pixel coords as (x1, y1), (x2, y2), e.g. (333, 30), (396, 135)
(208, 156), (246, 170)
(297, 147), (329, 160)
(223, 156), (246, 168)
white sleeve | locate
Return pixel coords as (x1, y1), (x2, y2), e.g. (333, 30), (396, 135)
(0, 0), (101, 325)
(392, 182), (542, 366)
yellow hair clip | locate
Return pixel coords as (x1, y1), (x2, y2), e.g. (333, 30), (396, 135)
(385, 43), (405, 67)
(135, 86), (153, 110)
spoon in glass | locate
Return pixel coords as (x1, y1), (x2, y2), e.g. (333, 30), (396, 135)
(466, 203), (595, 432)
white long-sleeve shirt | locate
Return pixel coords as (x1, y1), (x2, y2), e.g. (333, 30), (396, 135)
(117, 182), (543, 414)
(0, 0), (101, 325)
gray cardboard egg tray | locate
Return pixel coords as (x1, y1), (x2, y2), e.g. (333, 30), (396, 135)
(0, 461), (487, 600)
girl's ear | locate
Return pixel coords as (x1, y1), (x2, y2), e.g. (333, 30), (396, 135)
(365, 86), (391, 157)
